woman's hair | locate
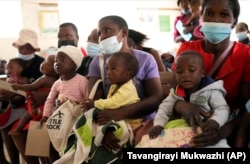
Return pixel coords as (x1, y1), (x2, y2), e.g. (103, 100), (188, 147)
(99, 15), (128, 30)
(236, 22), (249, 32)
(112, 52), (139, 77)
(201, 0), (240, 21)
(128, 29), (149, 46)
(177, 0), (181, 6)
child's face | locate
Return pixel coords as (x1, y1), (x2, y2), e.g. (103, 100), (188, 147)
(175, 56), (204, 91)
(6, 61), (24, 77)
(40, 55), (57, 76)
(54, 52), (76, 76)
(106, 56), (130, 85)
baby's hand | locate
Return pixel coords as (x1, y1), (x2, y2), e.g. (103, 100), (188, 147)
(80, 99), (94, 111)
(11, 84), (19, 90)
(149, 125), (163, 139)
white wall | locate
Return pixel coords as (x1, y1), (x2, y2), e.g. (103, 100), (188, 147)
(58, 1), (180, 54)
(0, 0), (179, 61)
(1, 0), (250, 61)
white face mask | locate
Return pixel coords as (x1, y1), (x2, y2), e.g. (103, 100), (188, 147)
(16, 52), (35, 61)
(86, 42), (101, 58)
(236, 31), (248, 41)
(100, 32), (123, 54)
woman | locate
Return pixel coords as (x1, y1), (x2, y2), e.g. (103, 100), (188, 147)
(172, 0), (250, 148)
(235, 22), (250, 45)
(88, 15), (162, 153)
(1, 29), (44, 164)
(174, 0), (200, 43)
(128, 29), (166, 72)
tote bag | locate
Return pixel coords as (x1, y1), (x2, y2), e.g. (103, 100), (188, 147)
(46, 99), (82, 152)
(46, 79), (103, 153)
(25, 121), (50, 157)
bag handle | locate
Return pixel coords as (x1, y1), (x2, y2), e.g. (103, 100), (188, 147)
(208, 41), (234, 78)
(88, 54), (104, 99)
(99, 54), (104, 81)
(89, 79), (102, 99)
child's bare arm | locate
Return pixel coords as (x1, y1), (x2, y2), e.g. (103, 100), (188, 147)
(80, 99), (95, 111)
(12, 76), (46, 91)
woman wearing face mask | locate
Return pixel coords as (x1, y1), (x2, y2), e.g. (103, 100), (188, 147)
(84, 15), (162, 161)
(86, 28), (101, 58)
(174, 0), (200, 43)
(0, 28), (45, 164)
(235, 22), (250, 45)
(172, 0), (250, 148)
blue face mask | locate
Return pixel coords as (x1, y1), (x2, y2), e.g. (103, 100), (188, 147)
(200, 22), (232, 44)
(86, 42), (101, 58)
(236, 31), (248, 41)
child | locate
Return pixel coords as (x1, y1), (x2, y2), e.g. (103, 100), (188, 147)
(65, 52), (140, 164)
(40, 45), (88, 124)
(183, 0), (201, 27)
(9, 55), (58, 135)
(149, 50), (230, 148)
(82, 52), (140, 126)
(5, 58), (29, 85)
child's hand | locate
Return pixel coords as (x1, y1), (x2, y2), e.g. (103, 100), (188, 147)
(80, 98), (94, 111)
(40, 116), (49, 126)
(11, 84), (19, 90)
(201, 119), (219, 133)
(149, 125), (163, 139)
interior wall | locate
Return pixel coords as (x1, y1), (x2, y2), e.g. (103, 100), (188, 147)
(1, 0), (249, 62)
(0, 0), (179, 61)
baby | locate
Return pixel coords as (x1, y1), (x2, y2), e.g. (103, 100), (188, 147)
(184, 0), (201, 27)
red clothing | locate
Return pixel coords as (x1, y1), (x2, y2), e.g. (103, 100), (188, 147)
(172, 40), (250, 113)
(173, 14), (189, 41)
(12, 87), (51, 130)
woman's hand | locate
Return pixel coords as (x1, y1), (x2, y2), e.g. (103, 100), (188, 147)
(95, 108), (123, 125)
(149, 125), (163, 139)
(96, 108), (124, 151)
(174, 100), (203, 134)
(102, 130), (121, 151)
(190, 128), (219, 147)
(202, 119), (219, 132)
(190, 121), (234, 147)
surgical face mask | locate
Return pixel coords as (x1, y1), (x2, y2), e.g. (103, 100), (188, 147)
(58, 40), (75, 48)
(236, 31), (248, 41)
(100, 32), (123, 54)
(86, 42), (101, 58)
(200, 22), (232, 44)
(16, 52), (35, 61)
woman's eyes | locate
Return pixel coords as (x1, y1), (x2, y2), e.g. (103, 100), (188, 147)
(203, 11), (230, 18)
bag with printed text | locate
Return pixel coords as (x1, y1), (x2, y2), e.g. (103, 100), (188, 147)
(46, 99), (82, 153)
